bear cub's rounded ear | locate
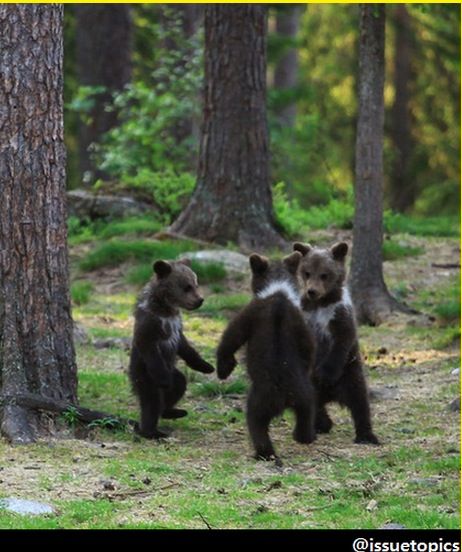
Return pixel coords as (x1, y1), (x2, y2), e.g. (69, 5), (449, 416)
(293, 242), (312, 256)
(330, 242), (348, 261)
(153, 260), (172, 278)
(249, 253), (269, 274)
(283, 251), (302, 274)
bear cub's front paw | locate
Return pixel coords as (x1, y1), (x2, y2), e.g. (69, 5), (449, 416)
(217, 356), (237, 380)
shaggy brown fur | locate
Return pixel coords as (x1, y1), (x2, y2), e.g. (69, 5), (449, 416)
(217, 252), (317, 461)
(293, 241), (379, 445)
(129, 259), (214, 439)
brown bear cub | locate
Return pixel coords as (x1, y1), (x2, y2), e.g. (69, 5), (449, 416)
(129, 259), (214, 439)
(293, 241), (379, 445)
(217, 252), (317, 462)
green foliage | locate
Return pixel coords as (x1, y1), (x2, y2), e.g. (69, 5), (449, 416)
(71, 281), (93, 306)
(434, 301), (461, 325)
(87, 417), (127, 431)
(89, 8), (202, 222)
(432, 327), (461, 350)
(200, 293), (251, 316)
(413, 277), (460, 327)
(79, 240), (197, 272)
(106, 170), (196, 224)
(125, 260), (226, 288)
(190, 261), (227, 285)
(126, 263), (153, 287)
(68, 216), (163, 246)
(273, 182), (353, 237)
(274, 182), (458, 239)
(383, 212), (460, 238)
(60, 406), (80, 428)
(382, 241), (424, 261)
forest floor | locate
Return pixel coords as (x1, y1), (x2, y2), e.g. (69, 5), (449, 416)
(0, 225), (460, 529)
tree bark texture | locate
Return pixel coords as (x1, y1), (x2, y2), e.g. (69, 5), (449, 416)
(171, 5), (284, 250)
(349, 4), (397, 325)
(0, 5), (77, 443)
(76, 4), (132, 183)
(389, 4), (415, 212)
(274, 5), (301, 127)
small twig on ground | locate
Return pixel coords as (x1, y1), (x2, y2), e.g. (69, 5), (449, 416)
(317, 449), (342, 461)
(431, 262), (460, 269)
(102, 481), (181, 500)
(196, 511), (214, 530)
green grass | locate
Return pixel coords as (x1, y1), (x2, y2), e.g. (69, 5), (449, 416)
(412, 276), (460, 326)
(382, 240), (424, 261)
(73, 292), (134, 320)
(126, 260), (227, 287)
(3, 222), (459, 529)
(434, 302), (461, 324)
(71, 281), (93, 305)
(273, 185), (459, 238)
(383, 212), (460, 238)
(68, 216), (163, 246)
(126, 263), (153, 286)
(200, 293), (250, 315)
(79, 239), (198, 272)
(192, 379), (248, 398)
(190, 261), (227, 284)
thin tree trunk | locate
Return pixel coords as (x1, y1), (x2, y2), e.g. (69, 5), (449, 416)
(0, 5), (77, 443)
(76, 5), (132, 184)
(274, 5), (301, 127)
(171, 5), (285, 250)
(349, 4), (412, 325)
(389, 4), (415, 212)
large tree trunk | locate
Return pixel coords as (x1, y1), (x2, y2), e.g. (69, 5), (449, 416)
(349, 4), (410, 326)
(76, 5), (132, 184)
(389, 4), (415, 213)
(0, 5), (77, 443)
(274, 5), (301, 127)
(171, 5), (284, 250)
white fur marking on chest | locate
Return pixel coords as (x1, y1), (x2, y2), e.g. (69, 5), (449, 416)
(257, 280), (301, 309)
(159, 316), (182, 350)
(305, 287), (353, 337)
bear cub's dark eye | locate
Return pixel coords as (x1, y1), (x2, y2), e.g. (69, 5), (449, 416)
(183, 284), (193, 293)
(305, 272), (311, 279)
(320, 273), (328, 281)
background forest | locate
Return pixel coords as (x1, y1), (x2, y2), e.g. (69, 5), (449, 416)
(64, 4), (460, 223)
(0, 3), (460, 530)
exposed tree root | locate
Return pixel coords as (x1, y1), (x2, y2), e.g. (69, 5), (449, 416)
(0, 392), (135, 443)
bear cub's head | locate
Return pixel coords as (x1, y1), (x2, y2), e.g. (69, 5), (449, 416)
(293, 242), (348, 303)
(152, 258), (204, 311)
(249, 251), (302, 295)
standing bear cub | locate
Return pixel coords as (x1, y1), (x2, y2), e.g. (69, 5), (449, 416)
(293, 241), (379, 445)
(217, 252), (317, 462)
(129, 259), (214, 439)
